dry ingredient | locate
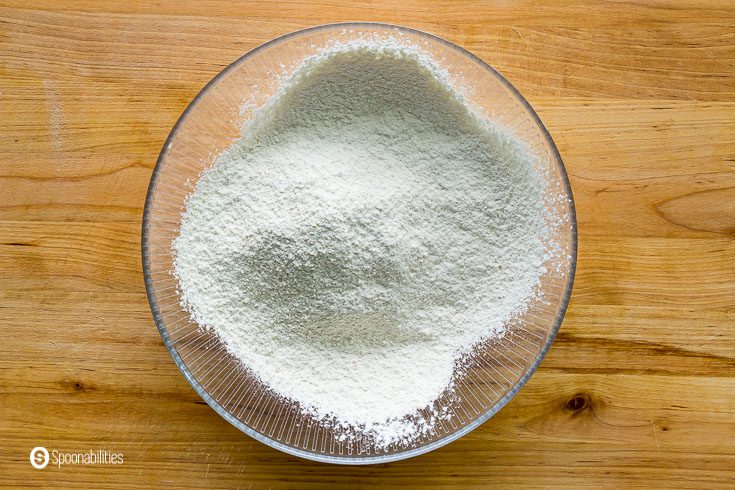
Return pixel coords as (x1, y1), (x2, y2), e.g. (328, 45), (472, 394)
(173, 38), (550, 449)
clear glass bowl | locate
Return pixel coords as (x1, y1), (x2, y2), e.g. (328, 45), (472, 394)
(142, 23), (577, 464)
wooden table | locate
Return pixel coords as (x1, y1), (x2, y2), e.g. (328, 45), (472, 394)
(1, 1), (733, 487)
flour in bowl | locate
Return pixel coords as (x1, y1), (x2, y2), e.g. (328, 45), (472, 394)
(173, 38), (550, 449)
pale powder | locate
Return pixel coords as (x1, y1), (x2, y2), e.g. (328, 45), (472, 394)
(173, 39), (549, 449)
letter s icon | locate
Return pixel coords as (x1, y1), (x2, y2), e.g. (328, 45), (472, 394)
(30, 447), (49, 469)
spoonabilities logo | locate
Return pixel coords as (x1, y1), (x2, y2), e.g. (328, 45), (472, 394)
(30, 447), (49, 469)
(29, 447), (123, 468)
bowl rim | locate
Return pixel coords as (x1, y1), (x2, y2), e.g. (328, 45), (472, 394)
(142, 21), (578, 465)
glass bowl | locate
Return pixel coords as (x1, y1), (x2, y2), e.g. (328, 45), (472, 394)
(142, 22), (577, 464)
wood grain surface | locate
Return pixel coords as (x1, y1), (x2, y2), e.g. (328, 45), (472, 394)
(1, 0), (734, 487)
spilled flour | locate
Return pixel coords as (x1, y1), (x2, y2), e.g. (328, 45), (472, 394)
(173, 38), (550, 450)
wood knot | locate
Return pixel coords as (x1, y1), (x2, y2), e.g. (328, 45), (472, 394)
(61, 379), (93, 393)
(565, 393), (591, 414)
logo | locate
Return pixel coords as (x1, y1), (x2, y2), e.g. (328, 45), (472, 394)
(30, 447), (49, 469)
(29, 447), (124, 469)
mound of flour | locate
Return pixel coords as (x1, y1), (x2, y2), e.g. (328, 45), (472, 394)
(173, 39), (549, 449)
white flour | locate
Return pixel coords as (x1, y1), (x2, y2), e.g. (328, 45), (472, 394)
(173, 39), (549, 449)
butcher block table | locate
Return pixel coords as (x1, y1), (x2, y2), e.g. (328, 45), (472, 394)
(1, 1), (733, 487)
